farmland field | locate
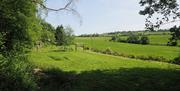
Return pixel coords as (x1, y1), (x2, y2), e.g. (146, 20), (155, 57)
(29, 46), (180, 91)
(75, 37), (180, 61)
(116, 34), (180, 46)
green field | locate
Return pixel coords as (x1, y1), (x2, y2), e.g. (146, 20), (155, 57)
(118, 34), (180, 46)
(75, 37), (180, 60)
(29, 47), (180, 91)
(149, 35), (171, 45)
(29, 33), (180, 91)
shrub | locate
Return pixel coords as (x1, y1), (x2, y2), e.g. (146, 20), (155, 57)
(127, 33), (140, 44)
(110, 36), (117, 41)
(128, 55), (136, 58)
(140, 36), (149, 45)
(135, 55), (166, 62)
(136, 55), (148, 60)
(112, 52), (120, 56)
(0, 55), (37, 91)
(91, 48), (100, 53)
(172, 56), (180, 65)
(102, 48), (114, 55)
(117, 38), (126, 43)
(83, 46), (90, 50)
(167, 41), (177, 46)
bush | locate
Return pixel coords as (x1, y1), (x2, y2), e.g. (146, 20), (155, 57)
(0, 55), (37, 91)
(84, 46), (90, 50)
(110, 36), (117, 41)
(91, 48), (100, 53)
(167, 41), (177, 46)
(102, 48), (114, 55)
(140, 36), (149, 45)
(117, 38), (126, 43)
(172, 56), (180, 65)
(127, 33), (140, 44)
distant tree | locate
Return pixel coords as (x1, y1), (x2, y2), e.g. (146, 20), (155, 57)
(140, 36), (150, 45)
(55, 25), (66, 46)
(127, 33), (140, 44)
(64, 26), (75, 45)
(167, 26), (180, 46)
(111, 36), (117, 41)
(55, 25), (75, 46)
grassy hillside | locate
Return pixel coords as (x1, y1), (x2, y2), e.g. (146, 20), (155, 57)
(149, 35), (171, 45)
(117, 34), (180, 46)
(75, 37), (180, 61)
(29, 47), (180, 91)
(29, 47), (180, 72)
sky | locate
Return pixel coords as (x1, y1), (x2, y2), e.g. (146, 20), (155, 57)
(45, 0), (180, 35)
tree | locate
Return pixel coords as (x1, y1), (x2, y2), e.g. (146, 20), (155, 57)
(0, 0), (40, 90)
(127, 33), (140, 44)
(55, 25), (66, 46)
(55, 25), (75, 46)
(64, 26), (75, 45)
(0, 0), (78, 90)
(167, 26), (180, 46)
(40, 20), (55, 45)
(139, 0), (180, 30)
(140, 36), (150, 45)
(0, 0), (38, 56)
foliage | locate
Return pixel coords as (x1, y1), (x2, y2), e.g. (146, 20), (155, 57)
(40, 20), (55, 45)
(0, 0), (40, 90)
(139, 0), (180, 30)
(55, 25), (75, 46)
(64, 26), (75, 45)
(172, 56), (180, 65)
(55, 25), (66, 46)
(0, 0), (38, 56)
(127, 33), (140, 44)
(110, 36), (117, 41)
(110, 33), (150, 45)
(0, 55), (37, 91)
(167, 26), (180, 46)
(0, 33), (5, 50)
(140, 35), (150, 45)
(79, 33), (100, 37)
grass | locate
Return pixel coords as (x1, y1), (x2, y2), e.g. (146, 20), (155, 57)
(75, 37), (180, 61)
(149, 35), (171, 45)
(29, 47), (180, 72)
(29, 46), (180, 91)
(117, 34), (180, 46)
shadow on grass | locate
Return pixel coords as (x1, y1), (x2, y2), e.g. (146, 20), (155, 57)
(48, 49), (66, 53)
(48, 56), (70, 61)
(38, 68), (180, 91)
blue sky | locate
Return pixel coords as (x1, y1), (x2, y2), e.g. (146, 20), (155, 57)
(45, 0), (180, 35)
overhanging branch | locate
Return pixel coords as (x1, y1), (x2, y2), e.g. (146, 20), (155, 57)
(31, 0), (78, 13)
(31, 0), (82, 24)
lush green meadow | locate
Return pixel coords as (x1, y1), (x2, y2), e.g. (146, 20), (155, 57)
(28, 32), (180, 91)
(29, 47), (180, 72)
(29, 47), (180, 91)
(118, 34), (180, 46)
(149, 35), (171, 45)
(75, 37), (180, 61)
